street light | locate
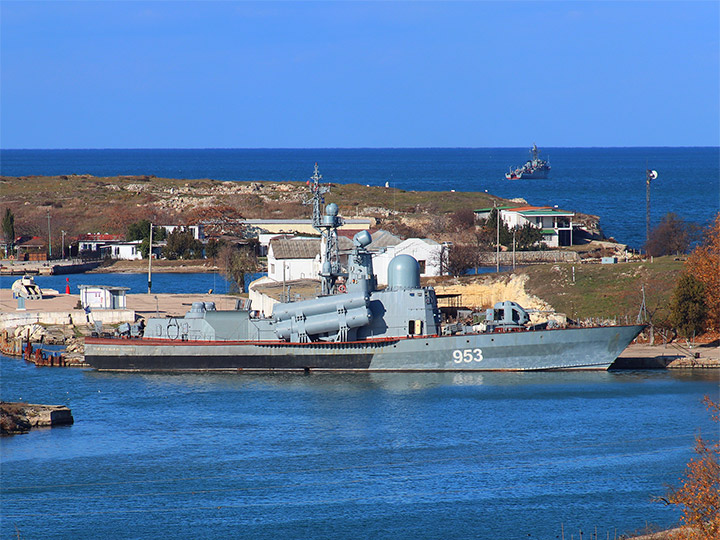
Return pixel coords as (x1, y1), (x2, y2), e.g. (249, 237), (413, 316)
(147, 223), (153, 294)
(61, 230), (66, 260)
(47, 209), (52, 259)
(645, 168), (658, 249)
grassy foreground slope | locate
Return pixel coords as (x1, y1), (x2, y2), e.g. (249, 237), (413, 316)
(427, 257), (683, 323)
(520, 257), (683, 322)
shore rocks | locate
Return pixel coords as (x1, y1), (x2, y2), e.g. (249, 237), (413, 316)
(0, 402), (74, 435)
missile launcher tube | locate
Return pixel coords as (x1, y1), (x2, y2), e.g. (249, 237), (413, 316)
(275, 307), (373, 341)
(273, 292), (369, 322)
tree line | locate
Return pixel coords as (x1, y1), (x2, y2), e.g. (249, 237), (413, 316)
(127, 220), (258, 293)
(437, 208), (547, 276)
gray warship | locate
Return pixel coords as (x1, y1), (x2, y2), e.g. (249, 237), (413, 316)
(505, 144), (551, 180)
(84, 165), (643, 372)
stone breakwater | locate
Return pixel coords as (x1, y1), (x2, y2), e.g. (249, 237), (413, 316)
(0, 402), (74, 435)
(0, 326), (87, 367)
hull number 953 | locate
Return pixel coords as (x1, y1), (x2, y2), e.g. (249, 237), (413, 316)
(452, 348), (484, 363)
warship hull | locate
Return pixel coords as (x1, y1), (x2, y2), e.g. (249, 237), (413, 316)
(84, 324), (644, 372)
(505, 169), (549, 180)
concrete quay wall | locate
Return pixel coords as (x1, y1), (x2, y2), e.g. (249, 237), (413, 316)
(0, 309), (135, 331)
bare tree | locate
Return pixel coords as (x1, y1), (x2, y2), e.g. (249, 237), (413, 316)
(219, 244), (259, 293)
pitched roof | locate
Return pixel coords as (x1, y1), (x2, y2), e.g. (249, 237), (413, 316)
(474, 205), (573, 216)
(366, 230), (402, 250)
(269, 235), (355, 259)
(77, 233), (125, 242)
(17, 236), (46, 248)
(270, 237), (320, 259)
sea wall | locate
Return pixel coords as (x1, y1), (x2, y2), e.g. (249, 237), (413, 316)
(477, 251), (580, 265)
(0, 309), (135, 331)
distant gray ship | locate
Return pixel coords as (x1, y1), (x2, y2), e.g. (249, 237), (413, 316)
(84, 165), (642, 372)
(505, 144), (551, 179)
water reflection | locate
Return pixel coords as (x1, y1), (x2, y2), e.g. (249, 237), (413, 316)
(81, 366), (718, 393)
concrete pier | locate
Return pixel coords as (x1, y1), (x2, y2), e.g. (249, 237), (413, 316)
(0, 260), (101, 276)
(613, 343), (720, 369)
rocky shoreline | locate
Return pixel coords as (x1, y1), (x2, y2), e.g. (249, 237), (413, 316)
(0, 402), (74, 435)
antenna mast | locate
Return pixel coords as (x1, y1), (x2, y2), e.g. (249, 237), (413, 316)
(304, 163), (343, 295)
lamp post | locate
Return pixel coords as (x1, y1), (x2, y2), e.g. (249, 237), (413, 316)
(645, 168), (658, 249)
(47, 209), (52, 259)
(61, 230), (66, 260)
(512, 227), (516, 271)
(147, 223), (153, 294)
(495, 204), (500, 273)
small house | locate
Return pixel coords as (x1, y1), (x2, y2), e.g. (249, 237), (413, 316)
(474, 206), (575, 248)
(78, 285), (130, 310)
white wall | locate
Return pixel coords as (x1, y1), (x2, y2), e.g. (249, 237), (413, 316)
(161, 224), (204, 240)
(267, 240), (320, 282)
(248, 276), (278, 317)
(80, 288), (127, 309)
(110, 243), (142, 260)
(372, 238), (443, 285)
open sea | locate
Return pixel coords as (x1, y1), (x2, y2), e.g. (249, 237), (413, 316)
(1, 147), (718, 249)
(1, 148), (719, 539)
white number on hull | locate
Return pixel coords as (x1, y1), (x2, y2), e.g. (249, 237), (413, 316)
(452, 348), (483, 363)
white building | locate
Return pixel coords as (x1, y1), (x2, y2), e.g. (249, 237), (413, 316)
(243, 218), (372, 236)
(78, 285), (130, 309)
(77, 233), (125, 253)
(265, 233), (444, 287)
(77, 234), (145, 260)
(372, 238), (444, 285)
(161, 224), (205, 240)
(474, 205), (575, 248)
(266, 237), (323, 282)
(106, 241), (143, 260)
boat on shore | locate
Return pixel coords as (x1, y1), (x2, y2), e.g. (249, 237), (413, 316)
(505, 144), (551, 179)
(84, 165), (642, 373)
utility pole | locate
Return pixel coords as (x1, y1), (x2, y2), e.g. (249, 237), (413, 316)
(512, 227), (516, 271)
(495, 204), (500, 273)
(147, 223), (153, 294)
(47, 209), (52, 259)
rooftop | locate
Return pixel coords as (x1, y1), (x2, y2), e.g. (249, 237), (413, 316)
(474, 205), (574, 216)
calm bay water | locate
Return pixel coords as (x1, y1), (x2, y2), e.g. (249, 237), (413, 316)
(1, 147), (718, 249)
(1, 358), (717, 540)
(1, 148), (718, 538)
(0, 272), (267, 296)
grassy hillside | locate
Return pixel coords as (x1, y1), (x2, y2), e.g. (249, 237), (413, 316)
(0, 175), (504, 242)
(520, 256), (683, 322)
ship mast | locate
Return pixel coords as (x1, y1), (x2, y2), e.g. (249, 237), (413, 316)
(304, 163), (343, 295)
(308, 163), (327, 228)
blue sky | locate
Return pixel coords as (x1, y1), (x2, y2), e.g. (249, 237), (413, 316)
(1, 1), (718, 148)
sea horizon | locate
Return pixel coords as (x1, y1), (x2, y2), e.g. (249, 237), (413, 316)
(1, 146), (717, 250)
(3, 145), (719, 151)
